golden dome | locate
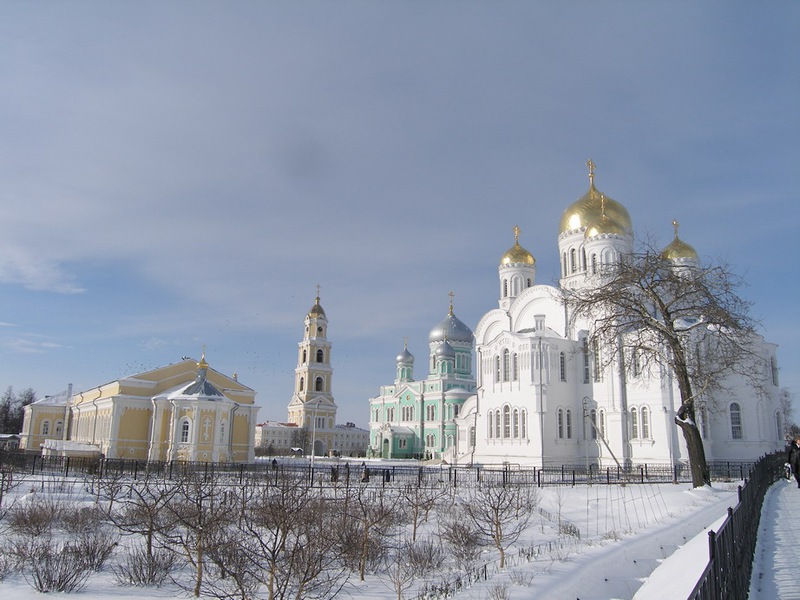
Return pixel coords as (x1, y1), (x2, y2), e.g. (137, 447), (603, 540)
(500, 225), (535, 266)
(584, 193), (630, 238)
(661, 220), (698, 260)
(559, 159), (632, 235)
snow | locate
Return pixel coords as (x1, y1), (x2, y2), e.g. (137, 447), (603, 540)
(0, 473), (791, 600)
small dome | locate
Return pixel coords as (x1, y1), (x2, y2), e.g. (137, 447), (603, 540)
(307, 295), (326, 318)
(559, 160), (631, 235)
(661, 220), (698, 261)
(428, 306), (473, 344)
(396, 343), (414, 365)
(500, 225), (535, 266)
(435, 339), (456, 359)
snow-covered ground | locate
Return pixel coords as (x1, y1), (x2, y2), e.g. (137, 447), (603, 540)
(0, 471), (784, 600)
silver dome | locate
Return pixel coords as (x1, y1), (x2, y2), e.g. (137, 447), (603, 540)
(396, 347), (414, 364)
(428, 312), (473, 344)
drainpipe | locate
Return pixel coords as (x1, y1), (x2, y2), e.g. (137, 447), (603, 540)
(228, 403), (238, 461)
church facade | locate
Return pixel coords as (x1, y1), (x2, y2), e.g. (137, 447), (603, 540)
(367, 298), (477, 459)
(449, 164), (783, 467)
(20, 356), (260, 463)
(370, 163), (783, 468)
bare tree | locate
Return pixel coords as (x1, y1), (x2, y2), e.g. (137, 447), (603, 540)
(339, 483), (404, 581)
(568, 245), (764, 487)
(779, 388), (795, 441)
(164, 472), (235, 597)
(104, 474), (179, 559)
(459, 483), (539, 569)
(234, 476), (348, 600)
(399, 482), (449, 542)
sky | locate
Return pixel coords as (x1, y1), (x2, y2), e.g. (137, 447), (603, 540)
(1, 1), (798, 428)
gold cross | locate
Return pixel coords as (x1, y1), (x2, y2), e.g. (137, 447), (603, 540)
(587, 158), (596, 186)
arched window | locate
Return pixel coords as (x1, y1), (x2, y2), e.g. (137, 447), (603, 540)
(592, 339), (601, 382)
(581, 248), (587, 271)
(469, 426), (476, 447)
(503, 406), (511, 438)
(426, 434), (435, 448)
(566, 409), (572, 438)
(488, 411), (493, 439)
(302, 349), (307, 363)
(219, 420), (225, 444)
(582, 338), (591, 384)
(426, 405), (435, 420)
(521, 409), (527, 438)
(495, 409), (501, 438)
(502, 279), (508, 298)
(570, 248), (577, 273)
(641, 407), (650, 438)
(630, 408), (639, 438)
(54, 421), (63, 438)
(591, 254), (597, 274)
(180, 418), (191, 443)
(316, 349), (324, 363)
(387, 407), (395, 421)
(559, 352), (567, 382)
(590, 410), (597, 439)
(503, 349), (510, 382)
(730, 402), (743, 439)
(598, 409), (605, 438)
(557, 409), (564, 439)
(41, 420), (50, 436)
(699, 403), (708, 438)
(495, 356), (501, 383)
(299, 377), (304, 391)
(315, 377), (324, 392)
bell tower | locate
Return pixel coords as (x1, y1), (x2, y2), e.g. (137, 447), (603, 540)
(287, 287), (338, 453)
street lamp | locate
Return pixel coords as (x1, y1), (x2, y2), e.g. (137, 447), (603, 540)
(310, 400), (321, 471)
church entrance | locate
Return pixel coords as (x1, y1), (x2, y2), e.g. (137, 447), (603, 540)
(313, 439), (324, 456)
(382, 438), (390, 459)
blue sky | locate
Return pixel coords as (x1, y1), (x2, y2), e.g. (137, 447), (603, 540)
(1, 1), (798, 427)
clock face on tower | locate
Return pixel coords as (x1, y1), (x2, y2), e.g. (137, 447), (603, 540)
(318, 326), (323, 332)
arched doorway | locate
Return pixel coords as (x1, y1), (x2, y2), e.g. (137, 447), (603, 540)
(313, 439), (324, 456)
(382, 438), (390, 459)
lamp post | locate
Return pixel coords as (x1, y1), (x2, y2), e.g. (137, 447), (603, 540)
(310, 400), (321, 471)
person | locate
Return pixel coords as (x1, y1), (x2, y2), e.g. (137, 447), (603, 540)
(787, 438), (800, 488)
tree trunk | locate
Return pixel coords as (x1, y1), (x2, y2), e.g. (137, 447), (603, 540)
(676, 418), (710, 487)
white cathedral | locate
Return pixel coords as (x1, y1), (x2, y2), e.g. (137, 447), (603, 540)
(368, 163), (783, 467)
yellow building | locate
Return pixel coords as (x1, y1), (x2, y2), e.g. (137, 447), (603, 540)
(21, 356), (259, 463)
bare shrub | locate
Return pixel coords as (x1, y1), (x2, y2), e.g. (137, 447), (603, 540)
(509, 569), (535, 587)
(74, 530), (119, 571)
(61, 504), (107, 534)
(439, 516), (483, 569)
(21, 538), (94, 593)
(487, 581), (510, 600)
(406, 538), (445, 577)
(0, 551), (13, 581)
(113, 545), (178, 587)
(6, 495), (63, 536)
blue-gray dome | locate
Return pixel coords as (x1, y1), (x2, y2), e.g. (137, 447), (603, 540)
(396, 346), (414, 365)
(435, 340), (456, 358)
(428, 309), (473, 344)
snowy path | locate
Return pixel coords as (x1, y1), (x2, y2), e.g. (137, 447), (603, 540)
(748, 478), (800, 600)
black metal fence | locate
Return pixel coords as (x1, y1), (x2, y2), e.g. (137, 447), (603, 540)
(687, 452), (784, 600)
(0, 450), (760, 490)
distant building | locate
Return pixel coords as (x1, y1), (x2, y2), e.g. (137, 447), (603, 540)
(19, 356), (259, 462)
(368, 298), (476, 460)
(255, 293), (369, 457)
